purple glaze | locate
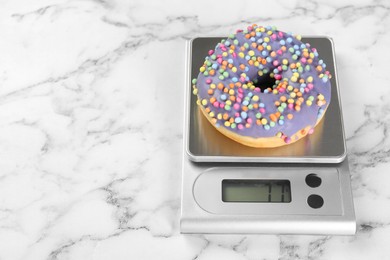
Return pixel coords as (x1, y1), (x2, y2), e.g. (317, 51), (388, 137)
(194, 26), (331, 140)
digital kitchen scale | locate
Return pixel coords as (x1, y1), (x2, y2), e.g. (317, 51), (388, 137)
(180, 37), (356, 235)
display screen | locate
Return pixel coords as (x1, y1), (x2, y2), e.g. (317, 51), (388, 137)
(222, 179), (291, 203)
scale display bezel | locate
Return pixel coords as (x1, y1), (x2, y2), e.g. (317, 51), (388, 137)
(193, 167), (342, 215)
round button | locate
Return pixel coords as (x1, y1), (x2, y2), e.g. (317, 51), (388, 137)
(305, 174), (322, 188)
(307, 194), (324, 209)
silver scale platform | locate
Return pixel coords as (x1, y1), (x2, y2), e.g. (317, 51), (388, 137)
(180, 37), (356, 235)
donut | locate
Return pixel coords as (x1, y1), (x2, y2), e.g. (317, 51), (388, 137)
(192, 25), (331, 148)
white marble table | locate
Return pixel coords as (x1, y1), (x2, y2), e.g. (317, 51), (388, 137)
(0, 0), (389, 259)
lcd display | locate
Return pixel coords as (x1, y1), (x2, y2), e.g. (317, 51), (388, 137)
(222, 179), (291, 203)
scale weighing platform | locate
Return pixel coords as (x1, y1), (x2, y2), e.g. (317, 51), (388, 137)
(180, 37), (356, 235)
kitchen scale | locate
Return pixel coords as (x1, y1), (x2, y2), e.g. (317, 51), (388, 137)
(180, 37), (356, 235)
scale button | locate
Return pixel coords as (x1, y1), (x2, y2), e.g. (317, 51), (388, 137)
(305, 174), (322, 188)
(307, 194), (324, 209)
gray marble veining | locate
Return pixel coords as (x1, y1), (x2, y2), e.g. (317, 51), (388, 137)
(0, 0), (389, 259)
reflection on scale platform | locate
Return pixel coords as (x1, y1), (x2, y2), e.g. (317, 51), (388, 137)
(194, 106), (324, 158)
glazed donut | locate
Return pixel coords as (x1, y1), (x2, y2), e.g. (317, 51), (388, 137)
(192, 25), (331, 148)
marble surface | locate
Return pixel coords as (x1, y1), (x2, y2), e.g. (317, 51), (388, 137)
(0, 0), (389, 259)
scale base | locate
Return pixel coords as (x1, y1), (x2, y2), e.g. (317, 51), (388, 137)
(180, 157), (356, 235)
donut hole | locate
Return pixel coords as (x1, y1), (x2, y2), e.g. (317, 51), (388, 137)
(252, 73), (277, 92)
